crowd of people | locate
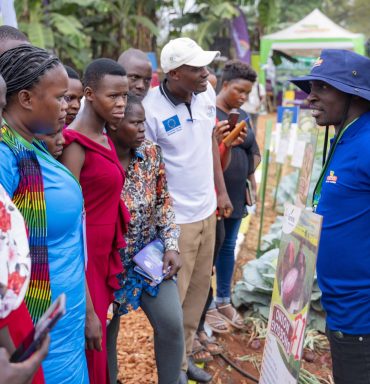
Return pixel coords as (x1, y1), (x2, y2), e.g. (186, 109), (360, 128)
(0, 26), (260, 384)
(1, 18), (370, 384)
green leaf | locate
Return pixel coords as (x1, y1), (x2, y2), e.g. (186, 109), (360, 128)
(50, 13), (83, 36)
(27, 21), (46, 48)
(131, 15), (160, 37)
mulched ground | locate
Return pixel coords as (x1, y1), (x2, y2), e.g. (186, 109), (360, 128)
(116, 114), (333, 383)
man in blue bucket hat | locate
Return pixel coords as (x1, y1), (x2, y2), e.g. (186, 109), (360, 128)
(291, 49), (370, 384)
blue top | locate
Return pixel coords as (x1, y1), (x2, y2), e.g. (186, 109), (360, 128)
(316, 111), (370, 334)
(0, 141), (89, 383)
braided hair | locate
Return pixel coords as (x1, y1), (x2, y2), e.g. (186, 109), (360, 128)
(0, 45), (60, 100)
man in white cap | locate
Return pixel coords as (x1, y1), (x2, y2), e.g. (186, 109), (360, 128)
(143, 37), (233, 383)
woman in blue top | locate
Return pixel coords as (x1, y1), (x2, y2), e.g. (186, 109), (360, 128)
(0, 45), (88, 383)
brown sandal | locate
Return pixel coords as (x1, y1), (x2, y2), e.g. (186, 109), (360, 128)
(192, 335), (213, 364)
(198, 331), (223, 355)
(216, 304), (245, 330)
(205, 308), (229, 333)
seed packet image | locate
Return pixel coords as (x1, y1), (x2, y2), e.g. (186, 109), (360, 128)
(259, 204), (322, 384)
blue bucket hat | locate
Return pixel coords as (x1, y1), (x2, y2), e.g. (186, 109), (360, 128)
(290, 49), (370, 102)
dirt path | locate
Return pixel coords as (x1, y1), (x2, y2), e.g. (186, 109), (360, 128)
(116, 114), (333, 383)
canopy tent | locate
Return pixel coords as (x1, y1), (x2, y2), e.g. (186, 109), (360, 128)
(260, 9), (365, 83)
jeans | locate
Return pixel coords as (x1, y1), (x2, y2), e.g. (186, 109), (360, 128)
(326, 327), (370, 384)
(215, 218), (242, 302)
(107, 279), (184, 384)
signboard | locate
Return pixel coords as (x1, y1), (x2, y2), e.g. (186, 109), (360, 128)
(294, 132), (318, 208)
(291, 111), (317, 168)
(275, 106), (299, 163)
(259, 204), (322, 384)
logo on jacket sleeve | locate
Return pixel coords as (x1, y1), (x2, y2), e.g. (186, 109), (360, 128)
(162, 115), (182, 135)
(326, 170), (337, 184)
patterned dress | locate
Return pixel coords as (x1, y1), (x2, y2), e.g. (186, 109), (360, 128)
(115, 140), (179, 314)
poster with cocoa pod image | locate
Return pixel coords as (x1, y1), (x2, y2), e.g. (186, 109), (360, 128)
(259, 204), (322, 384)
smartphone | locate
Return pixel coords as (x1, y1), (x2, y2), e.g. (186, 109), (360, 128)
(10, 293), (66, 363)
(222, 119), (247, 146)
(228, 109), (240, 130)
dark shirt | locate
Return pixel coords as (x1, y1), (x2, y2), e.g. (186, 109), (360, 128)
(216, 108), (260, 219)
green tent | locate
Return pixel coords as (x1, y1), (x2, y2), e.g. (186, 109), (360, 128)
(260, 9), (365, 84)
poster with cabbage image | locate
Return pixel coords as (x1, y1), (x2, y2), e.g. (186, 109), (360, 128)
(259, 204), (322, 384)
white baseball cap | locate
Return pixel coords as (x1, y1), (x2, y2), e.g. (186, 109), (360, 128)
(161, 37), (220, 74)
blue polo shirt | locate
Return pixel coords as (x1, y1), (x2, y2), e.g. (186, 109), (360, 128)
(316, 111), (370, 334)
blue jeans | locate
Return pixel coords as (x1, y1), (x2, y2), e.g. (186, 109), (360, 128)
(215, 218), (242, 302)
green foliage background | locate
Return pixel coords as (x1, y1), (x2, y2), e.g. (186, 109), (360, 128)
(14, 0), (369, 72)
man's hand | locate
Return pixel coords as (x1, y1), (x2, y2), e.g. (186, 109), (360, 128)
(0, 334), (50, 384)
(85, 310), (102, 351)
(163, 250), (182, 279)
(217, 192), (233, 219)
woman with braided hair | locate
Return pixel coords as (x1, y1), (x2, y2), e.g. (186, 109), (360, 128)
(0, 45), (88, 383)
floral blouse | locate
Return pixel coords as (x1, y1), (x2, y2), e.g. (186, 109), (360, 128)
(114, 140), (179, 314)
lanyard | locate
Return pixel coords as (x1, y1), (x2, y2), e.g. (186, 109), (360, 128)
(312, 119), (358, 211)
(2, 120), (81, 190)
(3, 121), (89, 268)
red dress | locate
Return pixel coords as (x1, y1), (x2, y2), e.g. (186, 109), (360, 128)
(63, 130), (129, 384)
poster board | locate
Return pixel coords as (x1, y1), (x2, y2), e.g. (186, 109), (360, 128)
(275, 106), (299, 164)
(291, 111), (317, 169)
(259, 204), (322, 384)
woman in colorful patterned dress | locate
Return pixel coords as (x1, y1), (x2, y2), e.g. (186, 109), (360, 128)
(60, 59), (130, 384)
(106, 95), (184, 384)
(0, 45), (88, 383)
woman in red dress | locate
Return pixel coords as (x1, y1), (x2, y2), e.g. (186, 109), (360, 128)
(60, 59), (129, 384)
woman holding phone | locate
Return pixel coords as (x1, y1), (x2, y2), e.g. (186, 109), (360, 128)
(196, 61), (260, 356)
(214, 60), (260, 326)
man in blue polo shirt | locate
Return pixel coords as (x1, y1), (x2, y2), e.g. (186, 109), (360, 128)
(291, 50), (370, 384)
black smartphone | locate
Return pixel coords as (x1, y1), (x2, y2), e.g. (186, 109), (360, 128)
(228, 109), (240, 130)
(10, 293), (66, 363)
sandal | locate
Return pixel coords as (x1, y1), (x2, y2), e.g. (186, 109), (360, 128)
(192, 335), (213, 364)
(216, 304), (245, 330)
(198, 331), (223, 355)
(205, 308), (229, 334)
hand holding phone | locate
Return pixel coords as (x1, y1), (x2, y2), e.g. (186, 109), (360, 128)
(10, 294), (66, 363)
(228, 109), (240, 130)
(222, 119), (247, 147)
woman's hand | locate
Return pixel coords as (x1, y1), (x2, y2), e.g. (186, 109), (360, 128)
(0, 334), (50, 384)
(214, 120), (230, 144)
(163, 250), (182, 279)
(215, 120), (247, 147)
(230, 125), (247, 147)
(85, 310), (102, 352)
